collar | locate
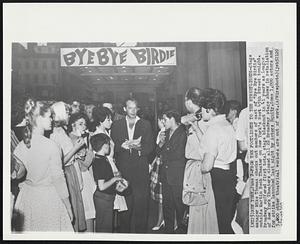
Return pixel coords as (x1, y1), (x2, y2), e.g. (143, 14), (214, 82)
(94, 153), (106, 159)
(94, 127), (109, 136)
(125, 115), (140, 124)
(207, 114), (226, 126)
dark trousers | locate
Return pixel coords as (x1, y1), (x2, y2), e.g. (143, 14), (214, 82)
(211, 167), (236, 234)
(93, 191), (115, 233)
(118, 183), (149, 233)
(161, 172), (186, 234)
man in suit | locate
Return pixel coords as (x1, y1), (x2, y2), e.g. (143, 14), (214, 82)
(157, 110), (188, 234)
(111, 98), (154, 233)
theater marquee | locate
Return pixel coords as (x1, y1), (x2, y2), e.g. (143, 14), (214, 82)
(60, 47), (176, 67)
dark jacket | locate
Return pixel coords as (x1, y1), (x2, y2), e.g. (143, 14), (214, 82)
(158, 124), (187, 186)
(110, 117), (154, 187)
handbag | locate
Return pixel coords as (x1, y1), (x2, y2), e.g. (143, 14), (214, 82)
(150, 157), (160, 189)
(182, 159), (208, 206)
(107, 157), (129, 211)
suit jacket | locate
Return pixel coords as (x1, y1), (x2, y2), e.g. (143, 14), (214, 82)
(110, 117), (154, 187)
(158, 124), (187, 186)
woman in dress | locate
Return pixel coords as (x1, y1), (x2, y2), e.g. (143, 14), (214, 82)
(182, 87), (219, 234)
(50, 101), (87, 232)
(150, 114), (165, 231)
(68, 112), (96, 232)
(13, 98), (73, 231)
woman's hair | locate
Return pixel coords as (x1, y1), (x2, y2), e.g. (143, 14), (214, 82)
(67, 112), (88, 133)
(202, 88), (227, 115)
(185, 87), (206, 108)
(165, 110), (181, 124)
(90, 133), (111, 152)
(92, 107), (112, 126)
(51, 101), (69, 127)
(23, 98), (49, 148)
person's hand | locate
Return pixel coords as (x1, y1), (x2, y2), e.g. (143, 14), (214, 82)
(121, 141), (128, 150)
(74, 138), (85, 150)
(188, 121), (202, 134)
(114, 171), (121, 177)
(131, 142), (141, 150)
(158, 131), (166, 144)
(113, 176), (122, 183)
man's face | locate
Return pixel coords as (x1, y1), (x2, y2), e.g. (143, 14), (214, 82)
(124, 100), (138, 118)
(227, 109), (236, 123)
(163, 114), (172, 130)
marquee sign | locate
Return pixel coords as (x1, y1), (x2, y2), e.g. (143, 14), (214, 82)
(60, 47), (176, 67)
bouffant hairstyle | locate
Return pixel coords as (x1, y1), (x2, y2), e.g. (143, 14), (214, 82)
(92, 107), (112, 126)
(51, 101), (69, 127)
(201, 88), (227, 115)
(67, 112), (88, 133)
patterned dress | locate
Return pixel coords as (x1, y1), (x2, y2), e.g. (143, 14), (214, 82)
(13, 134), (73, 231)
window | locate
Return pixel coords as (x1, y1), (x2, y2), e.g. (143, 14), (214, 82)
(43, 60), (47, 69)
(25, 74), (30, 82)
(34, 74), (39, 83)
(25, 61), (30, 69)
(51, 61), (55, 69)
(34, 60), (38, 68)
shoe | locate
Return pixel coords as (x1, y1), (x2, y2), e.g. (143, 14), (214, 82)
(152, 220), (165, 231)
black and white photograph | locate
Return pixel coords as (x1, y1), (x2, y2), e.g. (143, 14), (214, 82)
(3, 3), (296, 242)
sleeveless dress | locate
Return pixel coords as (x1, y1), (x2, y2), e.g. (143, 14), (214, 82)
(13, 134), (73, 231)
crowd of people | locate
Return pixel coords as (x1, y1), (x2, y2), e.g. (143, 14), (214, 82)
(10, 87), (249, 234)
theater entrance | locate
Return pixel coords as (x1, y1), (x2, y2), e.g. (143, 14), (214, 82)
(60, 46), (178, 131)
